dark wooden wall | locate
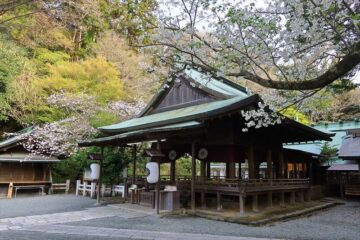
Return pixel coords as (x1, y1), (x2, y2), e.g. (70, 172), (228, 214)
(151, 79), (215, 114)
(0, 162), (49, 183)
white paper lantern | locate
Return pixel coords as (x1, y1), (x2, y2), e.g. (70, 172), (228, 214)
(146, 162), (159, 183)
(90, 163), (100, 180)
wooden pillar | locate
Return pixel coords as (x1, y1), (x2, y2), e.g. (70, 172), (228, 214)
(267, 148), (273, 179)
(217, 192), (222, 211)
(206, 161), (211, 179)
(170, 160), (176, 183)
(201, 191), (206, 208)
(200, 161), (206, 182)
(227, 162), (236, 179)
(238, 160), (242, 179)
(267, 191), (273, 208)
(290, 191), (296, 205)
(239, 193), (245, 215)
(156, 141), (161, 215)
(191, 142), (196, 212)
(248, 145), (255, 179)
(280, 191), (285, 207)
(132, 145), (137, 185)
(279, 150), (285, 178)
(298, 191), (304, 202)
(97, 147), (104, 205)
(252, 194), (259, 212)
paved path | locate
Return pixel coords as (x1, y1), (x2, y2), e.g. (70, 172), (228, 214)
(0, 204), (153, 231)
(16, 224), (280, 240)
(0, 195), (96, 219)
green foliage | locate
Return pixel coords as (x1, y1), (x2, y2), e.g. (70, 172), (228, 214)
(89, 111), (119, 128)
(319, 142), (338, 166)
(0, 34), (27, 120)
(35, 57), (124, 104)
(280, 107), (310, 125)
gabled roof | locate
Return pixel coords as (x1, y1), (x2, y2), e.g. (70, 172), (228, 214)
(99, 95), (259, 134)
(139, 68), (250, 117)
(81, 69), (333, 146)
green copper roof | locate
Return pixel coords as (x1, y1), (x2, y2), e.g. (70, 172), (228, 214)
(80, 121), (202, 146)
(313, 121), (360, 132)
(0, 127), (33, 151)
(284, 120), (360, 164)
(284, 142), (323, 156)
(184, 68), (249, 98)
(0, 152), (59, 163)
(100, 95), (256, 133)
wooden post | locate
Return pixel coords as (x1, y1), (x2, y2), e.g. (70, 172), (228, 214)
(170, 160), (176, 183)
(96, 147), (104, 205)
(217, 192), (222, 211)
(279, 150), (284, 178)
(227, 162), (236, 179)
(206, 161), (211, 179)
(267, 191), (273, 208)
(252, 194), (259, 212)
(156, 141), (161, 215)
(238, 160), (242, 180)
(191, 142), (196, 212)
(239, 193), (245, 215)
(267, 148), (273, 179)
(132, 145), (137, 185)
(201, 191), (206, 208)
(76, 180), (80, 196)
(298, 191), (304, 202)
(65, 179), (70, 194)
(7, 182), (13, 199)
(280, 191), (285, 207)
(290, 191), (296, 205)
(248, 145), (255, 179)
(200, 161), (206, 182)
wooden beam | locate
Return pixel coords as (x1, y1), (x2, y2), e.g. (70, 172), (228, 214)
(132, 145), (137, 185)
(279, 150), (285, 178)
(206, 161), (211, 179)
(252, 194), (259, 212)
(191, 142), (196, 212)
(156, 141), (161, 215)
(170, 160), (176, 183)
(239, 193), (245, 215)
(266, 148), (272, 179)
(238, 159), (242, 180)
(200, 160), (206, 182)
(97, 147), (104, 205)
(248, 145), (255, 179)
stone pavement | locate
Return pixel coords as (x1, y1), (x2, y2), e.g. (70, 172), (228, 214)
(0, 204), (153, 231)
(0, 203), (280, 240)
(16, 224), (281, 240)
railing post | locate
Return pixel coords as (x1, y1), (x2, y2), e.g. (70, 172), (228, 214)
(65, 180), (70, 194)
(76, 180), (80, 196)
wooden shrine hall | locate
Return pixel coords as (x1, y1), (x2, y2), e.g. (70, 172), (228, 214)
(0, 127), (59, 198)
(80, 68), (333, 214)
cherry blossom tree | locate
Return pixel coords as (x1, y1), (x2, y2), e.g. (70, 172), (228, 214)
(8, 92), (145, 157)
(141, 0), (359, 91)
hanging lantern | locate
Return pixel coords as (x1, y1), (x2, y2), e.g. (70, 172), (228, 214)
(146, 162), (159, 183)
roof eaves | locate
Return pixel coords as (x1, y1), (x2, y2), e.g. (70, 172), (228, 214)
(100, 94), (260, 134)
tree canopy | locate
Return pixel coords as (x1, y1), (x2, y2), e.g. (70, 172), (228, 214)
(144, 0), (359, 90)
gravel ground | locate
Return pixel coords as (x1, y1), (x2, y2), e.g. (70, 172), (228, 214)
(67, 200), (360, 240)
(0, 195), (96, 218)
